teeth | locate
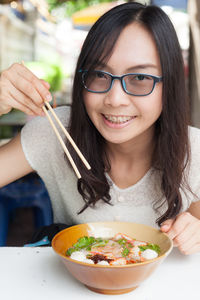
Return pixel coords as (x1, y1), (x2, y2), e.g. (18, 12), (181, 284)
(104, 115), (132, 124)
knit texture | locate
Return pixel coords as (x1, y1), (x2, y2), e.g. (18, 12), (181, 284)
(21, 106), (200, 228)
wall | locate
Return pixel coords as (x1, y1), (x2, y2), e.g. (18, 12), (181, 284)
(0, 9), (34, 70)
(188, 0), (200, 128)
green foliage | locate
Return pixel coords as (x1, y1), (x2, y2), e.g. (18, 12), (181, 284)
(46, 0), (116, 16)
(25, 61), (63, 92)
(0, 125), (13, 139)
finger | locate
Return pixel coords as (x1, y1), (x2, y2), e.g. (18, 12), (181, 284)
(40, 79), (51, 89)
(160, 219), (177, 246)
(181, 242), (200, 255)
(2, 95), (36, 116)
(160, 219), (174, 232)
(165, 212), (191, 240)
(9, 81), (44, 116)
(17, 64), (52, 102)
(3, 66), (45, 106)
(0, 103), (12, 115)
(11, 75), (47, 106)
(173, 240), (178, 247)
(0, 76), (31, 115)
(175, 220), (200, 254)
(6, 63), (52, 104)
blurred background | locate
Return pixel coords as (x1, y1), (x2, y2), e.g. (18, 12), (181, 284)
(0, 0), (199, 246)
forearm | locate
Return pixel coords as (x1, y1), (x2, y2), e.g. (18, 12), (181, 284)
(187, 200), (200, 220)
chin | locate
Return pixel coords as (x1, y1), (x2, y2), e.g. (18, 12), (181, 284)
(103, 135), (133, 145)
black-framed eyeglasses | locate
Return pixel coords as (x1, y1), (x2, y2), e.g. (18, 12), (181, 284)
(79, 69), (163, 96)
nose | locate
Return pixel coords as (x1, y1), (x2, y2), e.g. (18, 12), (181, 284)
(104, 78), (130, 107)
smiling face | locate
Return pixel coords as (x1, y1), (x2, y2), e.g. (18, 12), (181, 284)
(83, 22), (163, 147)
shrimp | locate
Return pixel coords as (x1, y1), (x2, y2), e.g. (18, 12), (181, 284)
(113, 233), (133, 241)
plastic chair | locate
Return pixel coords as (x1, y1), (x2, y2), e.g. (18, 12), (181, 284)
(0, 173), (53, 246)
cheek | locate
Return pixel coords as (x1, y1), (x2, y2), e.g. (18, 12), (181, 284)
(152, 95), (163, 116)
(138, 92), (162, 120)
(83, 92), (102, 116)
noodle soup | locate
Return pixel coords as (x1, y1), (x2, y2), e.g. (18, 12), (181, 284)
(66, 233), (160, 265)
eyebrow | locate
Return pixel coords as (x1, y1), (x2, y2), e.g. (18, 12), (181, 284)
(126, 64), (158, 72)
(96, 63), (158, 72)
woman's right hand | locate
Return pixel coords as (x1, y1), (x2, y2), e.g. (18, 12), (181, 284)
(0, 63), (52, 116)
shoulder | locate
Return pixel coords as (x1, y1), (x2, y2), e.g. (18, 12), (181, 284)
(183, 126), (200, 206)
(21, 105), (71, 170)
(188, 125), (200, 142)
(54, 105), (71, 126)
(22, 105), (70, 136)
(188, 126), (200, 155)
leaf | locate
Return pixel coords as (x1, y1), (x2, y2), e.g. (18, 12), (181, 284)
(92, 240), (109, 248)
(66, 247), (77, 256)
(122, 247), (130, 257)
(71, 236), (94, 250)
(139, 244), (161, 254)
(117, 239), (127, 246)
(67, 236), (110, 254)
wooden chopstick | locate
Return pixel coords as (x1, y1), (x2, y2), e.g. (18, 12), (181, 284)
(44, 101), (91, 171)
(21, 61), (90, 178)
(42, 105), (82, 179)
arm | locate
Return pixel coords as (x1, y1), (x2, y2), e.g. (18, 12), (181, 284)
(0, 133), (33, 187)
(0, 63), (52, 186)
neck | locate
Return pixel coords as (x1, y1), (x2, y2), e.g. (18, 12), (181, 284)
(106, 126), (155, 165)
(105, 126), (156, 188)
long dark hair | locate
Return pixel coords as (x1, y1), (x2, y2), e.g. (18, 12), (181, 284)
(67, 2), (190, 226)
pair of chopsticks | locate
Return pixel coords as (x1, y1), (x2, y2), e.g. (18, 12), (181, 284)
(21, 61), (91, 179)
(42, 102), (91, 179)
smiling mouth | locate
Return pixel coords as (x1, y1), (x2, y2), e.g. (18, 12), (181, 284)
(103, 114), (135, 124)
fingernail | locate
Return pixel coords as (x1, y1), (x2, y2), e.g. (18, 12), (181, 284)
(45, 94), (52, 102)
(161, 225), (170, 231)
(45, 81), (50, 89)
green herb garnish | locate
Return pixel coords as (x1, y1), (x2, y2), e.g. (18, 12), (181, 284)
(92, 240), (109, 248)
(66, 247), (77, 256)
(117, 238), (127, 246)
(66, 236), (109, 256)
(122, 247), (130, 257)
(139, 244), (161, 254)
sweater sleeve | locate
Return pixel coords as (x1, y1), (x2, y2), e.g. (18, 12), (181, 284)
(181, 126), (200, 209)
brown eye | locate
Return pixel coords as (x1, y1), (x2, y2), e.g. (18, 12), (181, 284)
(133, 75), (152, 81)
(135, 74), (145, 81)
(95, 71), (108, 80)
(96, 72), (105, 78)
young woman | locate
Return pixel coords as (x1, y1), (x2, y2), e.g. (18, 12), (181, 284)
(0, 2), (200, 255)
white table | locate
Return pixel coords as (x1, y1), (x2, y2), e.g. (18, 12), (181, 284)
(0, 247), (199, 300)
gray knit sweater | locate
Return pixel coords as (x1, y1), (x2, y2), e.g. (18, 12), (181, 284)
(21, 106), (200, 228)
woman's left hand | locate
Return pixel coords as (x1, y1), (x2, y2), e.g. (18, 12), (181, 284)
(160, 211), (200, 255)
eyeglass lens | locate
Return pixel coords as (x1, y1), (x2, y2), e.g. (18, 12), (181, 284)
(83, 71), (155, 95)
